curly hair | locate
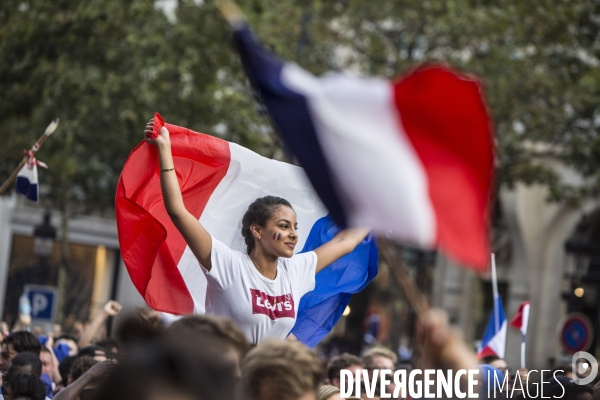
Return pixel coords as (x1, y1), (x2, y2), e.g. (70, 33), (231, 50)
(241, 196), (293, 254)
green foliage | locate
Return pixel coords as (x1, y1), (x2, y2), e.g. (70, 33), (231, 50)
(0, 0), (598, 213)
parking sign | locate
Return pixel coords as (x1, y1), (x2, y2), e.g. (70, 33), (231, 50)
(24, 285), (58, 323)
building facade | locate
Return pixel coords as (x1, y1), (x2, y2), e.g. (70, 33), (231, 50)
(433, 180), (600, 369)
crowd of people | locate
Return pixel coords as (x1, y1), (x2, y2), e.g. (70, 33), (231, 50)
(1, 299), (596, 400)
(0, 119), (595, 399)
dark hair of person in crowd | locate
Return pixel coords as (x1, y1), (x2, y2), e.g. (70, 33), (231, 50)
(94, 338), (119, 356)
(552, 364), (573, 376)
(115, 309), (164, 349)
(3, 373), (46, 400)
(8, 351), (42, 377)
(70, 355), (98, 383)
(480, 355), (501, 365)
(59, 355), (77, 386)
(93, 335), (238, 400)
(78, 345), (108, 361)
(166, 315), (251, 358)
(242, 339), (323, 400)
(3, 331), (42, 356)
(241, 196), (293, 254)
(326, 353), (363, 385)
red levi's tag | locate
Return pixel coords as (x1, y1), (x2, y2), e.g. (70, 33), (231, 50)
(250, 289), (295, 320)
(149, 112), (165, 139)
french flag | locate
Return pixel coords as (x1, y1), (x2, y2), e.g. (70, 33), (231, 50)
(509, 302), (530, 335)
(16, 160), (39, 202)
(510, 301), (531, 367)
(234, 25), (494, 269)
(478, 295), (507, 359)
(115, 117), (378, 346)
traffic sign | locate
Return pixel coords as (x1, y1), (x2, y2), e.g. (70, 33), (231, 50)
(559, 313), (593, 353)
(24, 285), (58, 323)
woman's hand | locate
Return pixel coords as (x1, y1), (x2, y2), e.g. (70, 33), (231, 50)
(144, 118), (170, 147)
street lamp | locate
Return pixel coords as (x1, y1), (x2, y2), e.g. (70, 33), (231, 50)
(33, 211), (57, 258)
(564, 215), (593, 281)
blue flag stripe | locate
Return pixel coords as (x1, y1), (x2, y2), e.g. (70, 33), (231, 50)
(293, 215), (378, 347)
(16, 176), (38, 202)
(233, 26), (348, 228)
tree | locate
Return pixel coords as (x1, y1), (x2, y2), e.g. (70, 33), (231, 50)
(241, 0), (600, 203)
(3, 0), (598, 210)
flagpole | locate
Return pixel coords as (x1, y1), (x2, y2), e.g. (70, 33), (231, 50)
(521, 334), (526, 368)
(379, 239), (429, 318)
(491, 253), (499, 332)
(520, 304), (529, 369)
(0, 118), (59, 196)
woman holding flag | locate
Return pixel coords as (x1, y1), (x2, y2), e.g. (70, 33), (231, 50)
(143, 119), (370, 345)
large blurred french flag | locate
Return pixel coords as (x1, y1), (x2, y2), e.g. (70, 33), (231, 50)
(115, 118), (377, 346)
(234, 26), (494, 269)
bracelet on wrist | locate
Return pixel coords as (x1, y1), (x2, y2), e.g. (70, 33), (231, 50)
(161, 167), (175, 172)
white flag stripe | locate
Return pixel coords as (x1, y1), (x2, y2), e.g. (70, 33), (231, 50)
(177, 142), (327, 314)
(281, 64), (436, 247)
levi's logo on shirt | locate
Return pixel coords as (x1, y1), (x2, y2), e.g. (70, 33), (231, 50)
(250, 289), (295, 320)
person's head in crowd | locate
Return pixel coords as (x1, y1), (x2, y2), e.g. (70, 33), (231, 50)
(552, 364), (573, 379)
(317, 385), (341, 400)
(480, 355), (510, 381)
(95, 338), (119, 356)
(6, 352), (42, 378)
(326, 353), (363, 388)
(242, 339), (323, 400)
(69, 355), (98, 384)
(362, 347), (397, 377)
(58, 355), (77, 388)
(478, 364), (505, 396)
(78, 345), (108, 362)
(166, 315), (250, 373)
(2, 373), (46, 400)
(55, 334), (79, 357)
(93, 336), (238, 400)
(0, 331), (42, 372)
(31, 326), (44, 337)
(39, 347), (54, 378)
(115, 309), (164, 350)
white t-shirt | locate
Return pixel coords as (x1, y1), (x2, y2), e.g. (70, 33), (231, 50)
(202, 236), (317, 345)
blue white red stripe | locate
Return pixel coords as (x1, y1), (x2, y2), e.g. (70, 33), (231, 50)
(234, 26), (494, 270)
(509, 301), (530, 335)
(478, 295), (507, 359)
(116, 119), (377, 346)
(16, 161), (39, 202)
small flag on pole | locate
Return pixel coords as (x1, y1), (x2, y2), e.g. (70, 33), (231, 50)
(510, 301), (530, 368)
(478, 254), (507, 359)
(478, 296), (507, 359)
(15, 152), (46, 202)
(509, 302), (530, 335)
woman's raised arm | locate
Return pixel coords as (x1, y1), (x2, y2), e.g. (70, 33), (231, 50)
(313, 227), (371, 273)
(144, 120), (213, 270)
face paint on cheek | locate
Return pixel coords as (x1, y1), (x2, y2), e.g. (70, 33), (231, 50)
(273, 233), (281, 241)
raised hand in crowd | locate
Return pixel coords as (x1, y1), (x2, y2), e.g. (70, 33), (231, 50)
(78, 300), (122, 348)
(53, 359), (117, 400)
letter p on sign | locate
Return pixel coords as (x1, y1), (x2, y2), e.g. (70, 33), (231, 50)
(32, 293), (48, 317)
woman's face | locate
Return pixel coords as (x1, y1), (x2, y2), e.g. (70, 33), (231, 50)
(254, 205), (298, 258)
